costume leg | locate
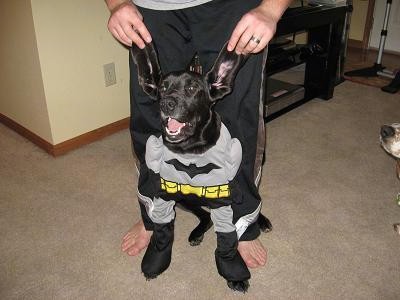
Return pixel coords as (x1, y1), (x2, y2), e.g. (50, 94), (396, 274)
(179, 202), (212, 246)
(141, 197), (176, 279)
(210, 206), (250, 283)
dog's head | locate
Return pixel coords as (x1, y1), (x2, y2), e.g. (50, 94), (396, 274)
(130, 42), (245, 148)
(380, 123), (400, 158)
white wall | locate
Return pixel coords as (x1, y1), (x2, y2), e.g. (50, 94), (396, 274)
(369, 0), (400, 52)
(0, 0), (53, 143)
(31, 0), (130, 144)
(0, 1), (131, 145)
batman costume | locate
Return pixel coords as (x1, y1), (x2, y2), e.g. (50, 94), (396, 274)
(140, 123), (261, 282)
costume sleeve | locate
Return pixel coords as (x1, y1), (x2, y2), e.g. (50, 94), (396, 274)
(225, 137), (242, 181)
(145, 135), (164, 173)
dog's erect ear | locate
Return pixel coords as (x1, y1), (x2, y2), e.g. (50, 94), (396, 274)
(186, 53), (203, 75)
(206, 43), (246, 101)
(130, 42), (162, 99)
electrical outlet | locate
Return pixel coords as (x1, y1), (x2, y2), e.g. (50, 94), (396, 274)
(103, 62), (117, 87)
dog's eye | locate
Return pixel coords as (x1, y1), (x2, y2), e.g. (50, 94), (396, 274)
(186, 85), (196, 94)
(160, 81), (170, 92)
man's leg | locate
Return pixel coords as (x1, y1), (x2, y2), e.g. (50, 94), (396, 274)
(231, 49), (268, 268)
(122, 7), (194, 256)
(187, 0), (268, 268)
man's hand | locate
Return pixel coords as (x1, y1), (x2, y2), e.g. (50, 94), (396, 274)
(106, 1), (152, 48)
(228, 0), (292, 55)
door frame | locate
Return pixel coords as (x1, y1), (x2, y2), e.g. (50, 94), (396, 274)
(361, 0), (375, 51)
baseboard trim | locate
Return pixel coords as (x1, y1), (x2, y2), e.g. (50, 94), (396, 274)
(347, 39), (363, 49)
(347, 39), (400, 57)
(368, 47), (400, 57)
(51, 118), (130, 156)
(0, 113), (130, 157)
(0, 113), (54, 154)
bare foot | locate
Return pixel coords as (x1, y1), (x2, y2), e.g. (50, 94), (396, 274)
(121, 220), (152, 256)
(121, 220), (267, 267)
(237, 239), (267, 268)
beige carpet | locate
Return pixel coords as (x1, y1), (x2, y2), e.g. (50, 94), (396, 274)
(1, 81), (400, 299)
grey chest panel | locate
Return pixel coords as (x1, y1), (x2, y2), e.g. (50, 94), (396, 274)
(145, 123), (242, 186)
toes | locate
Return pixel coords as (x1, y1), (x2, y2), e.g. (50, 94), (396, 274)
(245, 258), (259, 268)
(124, 238), (149, 256)
(127, 247), (141, 256)
(238, 249), (258, 268)
(237, 240), (268, 268)
(121, 239), (136, 252)
(255, 253), (266, 266)
(254, 247), (267, 265)
(122, 232), (136, 242)
(121, 222), (152, 256)
(122, 221), (146, 241)
(136, 237), (150, 250)
(121, 232), (142, 252)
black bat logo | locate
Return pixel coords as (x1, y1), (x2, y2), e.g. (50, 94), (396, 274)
(165, 159), (221, 179)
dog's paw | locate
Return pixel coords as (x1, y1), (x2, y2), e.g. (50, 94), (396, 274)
(258, 214), (273, 233)
(227, 280), (250, 293)
(189, 234), (204, 246)
(143, 273), (158, 281)
(188, 220), (213, 246)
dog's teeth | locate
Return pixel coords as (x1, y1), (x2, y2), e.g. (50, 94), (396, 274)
(166, 126), (181, 136)
(166, 119), (187, 137)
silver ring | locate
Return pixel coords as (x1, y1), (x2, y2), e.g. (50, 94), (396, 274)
(250, 36), (261, 44)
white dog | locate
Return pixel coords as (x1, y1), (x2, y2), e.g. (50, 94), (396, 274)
(380, 123), (400, 234)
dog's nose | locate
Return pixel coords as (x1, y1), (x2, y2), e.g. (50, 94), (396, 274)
(161, 98), (177, 113)
(381, 125), (395, 138)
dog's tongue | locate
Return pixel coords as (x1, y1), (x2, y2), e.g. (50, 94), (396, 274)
(168, 118), (184, 132)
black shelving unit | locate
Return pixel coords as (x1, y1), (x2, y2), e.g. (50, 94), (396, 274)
(264, 4), (347, 120)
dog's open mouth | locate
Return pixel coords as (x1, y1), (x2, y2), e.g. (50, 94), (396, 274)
(166, 117), (187, 136)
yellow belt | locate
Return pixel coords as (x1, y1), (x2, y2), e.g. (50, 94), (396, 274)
(160, 178), (230, 199)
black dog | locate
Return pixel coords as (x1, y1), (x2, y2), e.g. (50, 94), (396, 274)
(130, 42), (271, 292)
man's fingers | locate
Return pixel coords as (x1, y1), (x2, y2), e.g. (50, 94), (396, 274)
(242, 39), (259, 55)
(131, 17), (152, 44)
(235, 30), (254, 55)
(130, 29), (147, 49)
(228, 4), (282, 54)
(109, 26), (129, 46)
(251, 28), (274, 53)
(244, 32), (266, 54)
(227, 18), (248, 52)
(115, 26), (133, 46)
(252, 39), (269, 54)
(107, 2), (152, 48)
